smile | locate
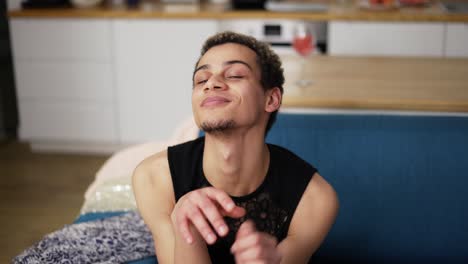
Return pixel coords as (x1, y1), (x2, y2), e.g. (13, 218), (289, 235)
(201, 96), (231, 107)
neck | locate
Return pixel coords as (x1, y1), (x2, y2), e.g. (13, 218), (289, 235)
(202, 130), (270, 197)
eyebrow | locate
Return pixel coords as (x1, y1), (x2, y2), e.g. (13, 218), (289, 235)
(193, 60), (254, 77)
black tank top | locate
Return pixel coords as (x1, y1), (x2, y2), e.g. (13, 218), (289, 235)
(167, 137), (317, 263)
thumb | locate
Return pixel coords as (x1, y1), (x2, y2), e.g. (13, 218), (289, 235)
(236, 219), (256, 239)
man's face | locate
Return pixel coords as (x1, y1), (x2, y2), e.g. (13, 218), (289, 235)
(192, 43), (269, 134)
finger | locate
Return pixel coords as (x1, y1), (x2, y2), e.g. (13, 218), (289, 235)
(177, 213), (194, 244)
(235, 220), (256, 240)
(236, 251), (282, 264)
(233, 242), (281, 264)
(187, 206), (218, 244)
(204, 187), (243, 215)
(195, 192), (230, 237)
(232, 232), (277, 254)
(233, 246), (263, 263)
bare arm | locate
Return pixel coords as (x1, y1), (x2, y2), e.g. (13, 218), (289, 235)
(132, 151), (212, 264)
(133, 150), (246, 264)
(277, 172), (339, 263)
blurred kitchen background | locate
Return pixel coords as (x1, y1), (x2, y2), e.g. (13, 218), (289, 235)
(0, 1), (17, 141)
(2, 0), (468, 151)
(2, 0), (468, 262)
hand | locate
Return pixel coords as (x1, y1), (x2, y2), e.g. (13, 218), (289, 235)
(231, 220), (282, 264)
(171, 187), (246, 245)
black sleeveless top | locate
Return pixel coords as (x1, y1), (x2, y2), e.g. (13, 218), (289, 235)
(167, 137), (317, 263)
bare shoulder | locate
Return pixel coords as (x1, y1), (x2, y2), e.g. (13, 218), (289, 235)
(133, 151), (178, 264)
(132, 150), (175, 229)
(133, 150), (173, 193)
(281, 172), (339, 260)
(133, 150), (170, 181)
(303, 172), (339, 210)
(297, 172), (339, 226)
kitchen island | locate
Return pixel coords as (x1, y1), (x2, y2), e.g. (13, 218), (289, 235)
(281, 55), (468, 112)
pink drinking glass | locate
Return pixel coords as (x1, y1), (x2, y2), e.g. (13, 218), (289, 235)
(292, 22), (315, 87)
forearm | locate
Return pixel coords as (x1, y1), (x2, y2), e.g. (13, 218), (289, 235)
(173, 222), (212, 264)
(276, 237), (317, 264)
(169, 187), (245, 263)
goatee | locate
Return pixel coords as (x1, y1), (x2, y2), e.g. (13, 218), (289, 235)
(200, 120), (236, 134)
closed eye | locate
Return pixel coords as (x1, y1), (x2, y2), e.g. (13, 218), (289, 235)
(196, 80), (207, 85)
(227, 76), (244, 79)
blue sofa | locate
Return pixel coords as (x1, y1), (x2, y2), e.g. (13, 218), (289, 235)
(268, 113), (468, 264)
(78, 112), (468, 263)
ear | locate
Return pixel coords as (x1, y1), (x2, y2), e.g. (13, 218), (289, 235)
(265, 87), (282, 113)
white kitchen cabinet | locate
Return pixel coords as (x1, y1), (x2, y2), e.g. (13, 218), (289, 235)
(10, 18), (218, 151)
(113, 19), (217, 144)
(328, 21), (445, 57)
(18, 100), (116, 142)
(10, 19), (118, 148)
(14, 61), (113, 100)
(11, 19), (111, 61)
(445, 23), (468, 58)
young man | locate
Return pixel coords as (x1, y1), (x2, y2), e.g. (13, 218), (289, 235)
(133, 31), (339, 264)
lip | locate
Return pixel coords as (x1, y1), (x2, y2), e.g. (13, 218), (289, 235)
(201, 96), (231, 107)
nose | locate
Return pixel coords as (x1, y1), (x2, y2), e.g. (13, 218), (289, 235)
(204, 74), (227, 91)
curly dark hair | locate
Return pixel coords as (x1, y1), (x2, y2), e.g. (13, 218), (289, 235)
(195, 31), (285, 136)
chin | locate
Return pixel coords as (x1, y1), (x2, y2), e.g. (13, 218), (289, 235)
(197, 111), (232, 126)
(200, 119), (236, 133)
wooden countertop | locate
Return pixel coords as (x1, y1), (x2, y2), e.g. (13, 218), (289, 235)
(280, 55), (468, 112)
(7, 1), (468, 22)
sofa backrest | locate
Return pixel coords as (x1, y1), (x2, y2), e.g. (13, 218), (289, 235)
(266, 113), (468, 263)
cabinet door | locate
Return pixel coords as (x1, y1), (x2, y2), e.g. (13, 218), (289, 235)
(15, 61), (113, 100)
(10, 19), (111, 61)
(445, 23), (468, 58)
(114, 20), (217, 144)
(19, 101), (117, 142)
(10, 19), (117, 144)
(328, 21), (445, 57)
